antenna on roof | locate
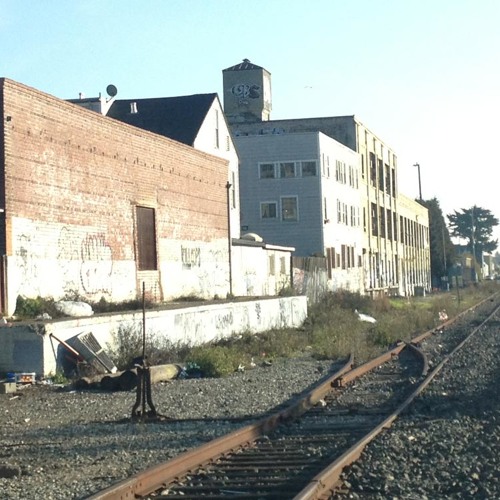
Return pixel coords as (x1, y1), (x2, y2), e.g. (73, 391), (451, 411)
(106, 84), (118, 98)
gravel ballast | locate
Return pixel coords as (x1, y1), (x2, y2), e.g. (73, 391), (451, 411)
(1, 297), (499, 500)
(0, 356), (338, 499)
(333, 301), (500, 500)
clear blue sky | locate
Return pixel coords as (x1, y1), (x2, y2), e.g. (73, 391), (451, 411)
(1, 0), (499, 243)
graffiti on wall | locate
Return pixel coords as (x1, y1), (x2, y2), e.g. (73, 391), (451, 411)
(57, 226), (113, 296)
(197, 248), (227, 298)
(231, 83), (261, 106)
(15, 233), (42, 296)
(181, 246), (201, 269)
(80, 233), (113, 294)
(215, 310), (233, 331)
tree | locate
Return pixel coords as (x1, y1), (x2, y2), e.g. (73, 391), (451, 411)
(447, 205), (499, 257)
(419, 198), (455, 287)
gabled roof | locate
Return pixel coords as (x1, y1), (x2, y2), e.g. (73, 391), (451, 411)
(107, 93), (218, 146)
(223, 59), (264, 72)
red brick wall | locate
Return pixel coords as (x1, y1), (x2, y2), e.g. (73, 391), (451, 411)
(0, 78), (230, 308)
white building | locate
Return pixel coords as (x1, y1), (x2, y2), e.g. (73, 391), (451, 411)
(235, 131), (365, 293)
(224, 59), (431, 296)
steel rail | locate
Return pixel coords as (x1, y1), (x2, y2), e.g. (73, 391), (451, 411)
(292, 301), (500, 500)
(87, 356), (355, 500)
(87, 291), (499, 500)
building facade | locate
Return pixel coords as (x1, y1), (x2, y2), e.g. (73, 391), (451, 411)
(235, 131), (364, 293)
(223, 60), (431, 296)
(106, 94), (241, 240)
(0, 78), (233, 315)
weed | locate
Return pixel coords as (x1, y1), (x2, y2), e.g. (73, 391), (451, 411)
(48, 371), (69, 384)
(108, 322), (191, 370)
(14, 296), (63, 320)
(186, 345), (242, 378)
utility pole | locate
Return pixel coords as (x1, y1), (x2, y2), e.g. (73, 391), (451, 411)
(226, 181), (233, 296)
(471, 206), (478, 283)
(413, 163), (422, 201)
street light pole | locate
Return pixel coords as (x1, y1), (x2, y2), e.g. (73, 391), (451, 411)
(413, 163), (422, 201)
(471, 206), (478, 283)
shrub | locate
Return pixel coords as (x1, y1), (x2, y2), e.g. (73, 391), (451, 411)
(108, 322), (191, 370)
(186, 345), (242, 378)
(14, 296), (63, 320)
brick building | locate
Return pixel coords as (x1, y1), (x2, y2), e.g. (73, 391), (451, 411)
(0, 78), (233, 315)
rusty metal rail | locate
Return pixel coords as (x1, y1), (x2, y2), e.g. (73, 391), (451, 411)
(87, 357), (356, 500)
(87, 293), (499, 500)
(88, 344), (421, 500)
(293, 301), (500, 499)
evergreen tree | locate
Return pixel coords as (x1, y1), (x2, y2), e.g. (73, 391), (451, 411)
(447, 206), (499, 261)
(419, 198), (455, 287)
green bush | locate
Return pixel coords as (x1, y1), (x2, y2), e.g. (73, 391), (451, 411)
(186, 345), (242, 378)
(14, 296), (62, 319)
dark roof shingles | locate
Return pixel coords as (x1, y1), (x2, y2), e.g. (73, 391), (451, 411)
(107, 93), (216, 146)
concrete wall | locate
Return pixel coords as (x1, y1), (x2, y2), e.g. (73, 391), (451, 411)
(0, 296), (307, 376)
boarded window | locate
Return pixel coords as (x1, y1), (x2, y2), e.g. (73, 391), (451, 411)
(136, 206), (157, 270)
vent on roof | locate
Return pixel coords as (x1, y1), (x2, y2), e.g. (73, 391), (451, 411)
(130, 102), (138, 114)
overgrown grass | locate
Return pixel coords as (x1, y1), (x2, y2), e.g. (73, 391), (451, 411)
(15, 283), (500, 378)
(108, 322), (193, 371)
(108, 283), (499, 377)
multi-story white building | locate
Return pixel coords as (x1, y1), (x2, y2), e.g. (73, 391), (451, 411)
(236, 131), (364, 293)
(223, 59), (431, 296)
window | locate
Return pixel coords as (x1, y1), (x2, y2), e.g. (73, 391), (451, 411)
(385, 164), (391, 195)
(281, 197), (298, 221)
(378, 159), (384, 191)
(371, 203), (378, 236)
(380, 206), (386, 237)
(336, 160), (346, 183)
(369, 153), (377, 187)
(280, 162), (295, 178)
(301, 161), (317, 176)
(261, 202), (277, 219)
(259, 163), (276, 179)
(136, 206), (157, 270)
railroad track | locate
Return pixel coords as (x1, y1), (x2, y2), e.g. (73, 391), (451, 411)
(88, 294), (500, 500)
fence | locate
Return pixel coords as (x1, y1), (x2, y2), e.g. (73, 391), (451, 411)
(291, 256), (328, 304)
